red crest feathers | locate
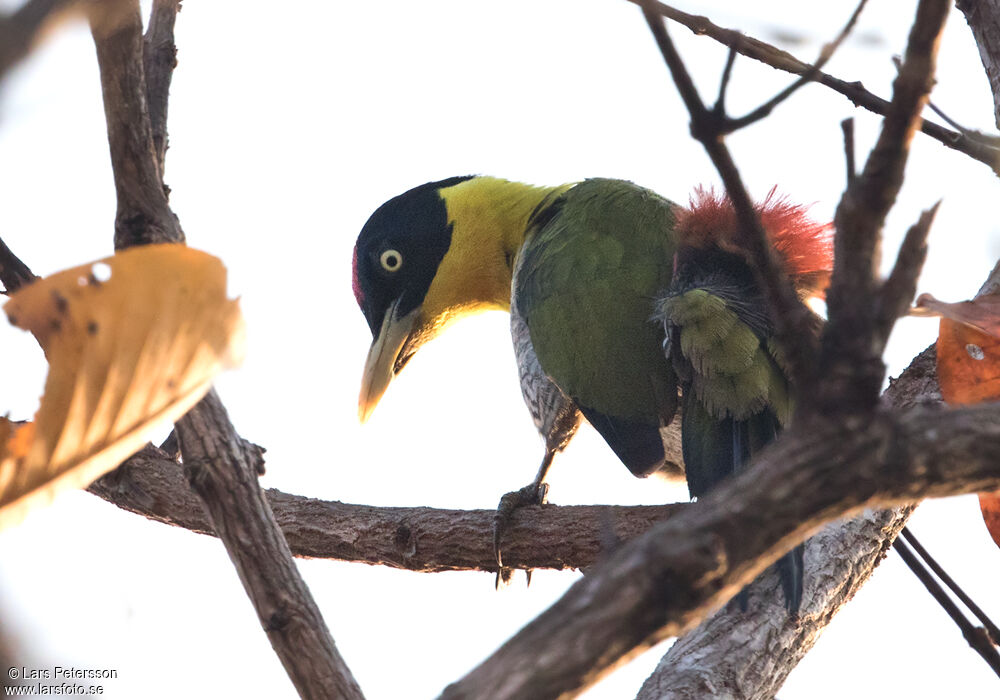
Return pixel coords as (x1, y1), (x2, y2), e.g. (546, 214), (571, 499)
(675, 186), (834, 296)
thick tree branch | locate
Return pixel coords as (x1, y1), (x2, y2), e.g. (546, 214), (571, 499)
(635, 343), (938, 699)
(89, 1), (183, 249)
(630, 0), (1000, 178)
(440, 398), (1000, 700)
(819, 0), (948, 416)
(957, 0), (1000, 129)
(89, 449), (683, 573)
(87, 4), (360, 697)
(175, 391), (363, 700)
(142, 0), (180, 177)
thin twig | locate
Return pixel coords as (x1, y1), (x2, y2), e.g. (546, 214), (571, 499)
(819, 0), (949, 416)
(902, 528), (1000, 645)
(640, 0), (820, 395)
(842, 118), (857, 187)
(877, 202), (938, 347)
(0, 236), (37, 294)
(713, 40), (739, 116)
(627, 0), (1000, 179)
(894, 535), (1000, 678)
(724, 0), (869, 132)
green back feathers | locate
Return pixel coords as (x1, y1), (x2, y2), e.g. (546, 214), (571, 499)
(514, 179), (678, 421)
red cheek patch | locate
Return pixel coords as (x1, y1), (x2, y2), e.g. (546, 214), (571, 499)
(352, 244), (365, 308)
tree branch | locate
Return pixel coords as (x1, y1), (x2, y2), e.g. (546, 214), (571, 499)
(89, 1), (184, 249)
(142, 0), (180, 178)
(0, 235), (37, 294)
(0, 0), (73, 81)
(175, 391), (363, 700)
(634, 343), (939, 699)
(957, 0), (1000, 129)
(819, 0), (948, 416)
(639, 1), (821, 395)
(630, 0), (1000, 179)
(89, 447), (683, 573)
(440, 396), (1000, 699)
(87, 3), (360, 697)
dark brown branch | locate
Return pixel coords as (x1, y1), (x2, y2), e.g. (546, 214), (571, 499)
(0, 236), (37, 294)
(440, 400), (1000, 700)
(89, 447), (682, 573)
(842, 117), (857, 186)
(142, 0), (180, 177)
(640, 2), (820, 395)
(629, 0), (1000, 179)
(957, 0), (1000, 130)
(175, 391), (364, 700)
(87, 4), (359, 696)
(724, 0), (869, 133)
(0, 0), (73, 80)
(819, 0), (948, 416)
(89, 0), (184, 249)
(635, 343), (938, 698)
(894, 534), (1000, 677)
(901, 527), (1000, 645)
(876, 202), (938, 347)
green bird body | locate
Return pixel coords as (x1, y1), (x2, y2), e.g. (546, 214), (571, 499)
(514, 178), (681, 476)
(353, 176), (832, 610)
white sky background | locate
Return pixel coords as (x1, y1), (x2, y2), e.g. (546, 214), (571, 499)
(0, 1), (999, 698)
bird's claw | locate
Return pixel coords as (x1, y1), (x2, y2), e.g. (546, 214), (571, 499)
(493, 482), (548, 588)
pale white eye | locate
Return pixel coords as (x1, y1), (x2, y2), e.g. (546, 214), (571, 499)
(380, 249), (403, 272)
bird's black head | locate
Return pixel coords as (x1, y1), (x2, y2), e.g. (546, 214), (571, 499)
(352, 175), (474, 336)
(354, 175), (475, 422)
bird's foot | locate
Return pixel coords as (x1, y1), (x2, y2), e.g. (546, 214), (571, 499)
(493, 482), (549, 588)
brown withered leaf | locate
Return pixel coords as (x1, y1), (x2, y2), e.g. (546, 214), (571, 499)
(927, 291), (1000, 550)
(980, 493), (1000, 551)
(0, 244), (245, 529)
(914, 292), (1000, 338)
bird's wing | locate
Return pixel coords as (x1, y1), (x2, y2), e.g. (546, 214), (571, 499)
(514, 179), (679, 476)
(509, 298), (581, 455)
(658, 280), (791, 497)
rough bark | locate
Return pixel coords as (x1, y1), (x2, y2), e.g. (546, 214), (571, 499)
(86, 2), (359, 697)
(958, 0), (1000, 129)
(440, 376), (1000, 700)
(635, 346), (937, 700)
(89, 450), (683, 573)
(90, 1), (184, 249)
(635, 0), (1000, 179)
(175, 391), (363, 700)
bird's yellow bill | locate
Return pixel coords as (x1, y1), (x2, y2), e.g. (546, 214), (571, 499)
(358, 300), (419, 423)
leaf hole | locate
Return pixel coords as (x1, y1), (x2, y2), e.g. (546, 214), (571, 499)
(91, 262), (112, 283)
(966, 343), (985, 361)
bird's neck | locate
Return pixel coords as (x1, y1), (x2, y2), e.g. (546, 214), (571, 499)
(435, 177), (571, 312)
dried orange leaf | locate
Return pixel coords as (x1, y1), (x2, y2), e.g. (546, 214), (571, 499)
(935, 318), (1000, 405)
(980, 493), (1000, 550)
(0, 244), (245, 529)
(914, 292), (1000, 339)
(931, 291), (1000, 552)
